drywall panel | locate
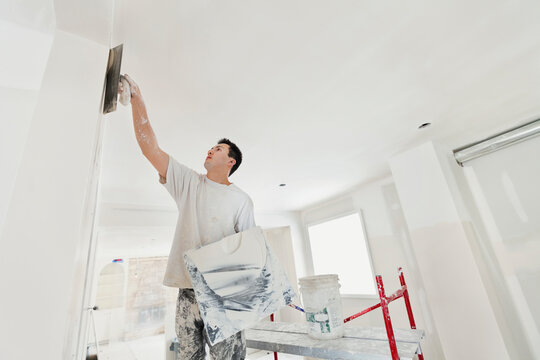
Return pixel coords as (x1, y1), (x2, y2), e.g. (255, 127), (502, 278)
(265, 226), (303, 323)
(0, 19), (54, 236)
(390, 141), (510, 360)
(0, 87), (39, 234)
(0, 30), (108, 359)
(257, 211), (307, 281)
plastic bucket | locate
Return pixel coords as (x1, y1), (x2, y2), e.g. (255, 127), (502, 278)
(298, 274), (344, 340)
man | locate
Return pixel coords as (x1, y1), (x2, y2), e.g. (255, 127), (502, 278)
(120, 74), (255, 359)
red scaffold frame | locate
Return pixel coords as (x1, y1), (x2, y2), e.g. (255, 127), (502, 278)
(270, 267), (424, 360)
(269, 313), (278, 360)
(343, 267), (424, 360)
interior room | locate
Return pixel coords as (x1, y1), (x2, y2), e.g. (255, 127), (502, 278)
(1, 1), (539, 359)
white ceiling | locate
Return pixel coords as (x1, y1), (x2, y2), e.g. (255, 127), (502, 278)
(81, 1), (540, 211)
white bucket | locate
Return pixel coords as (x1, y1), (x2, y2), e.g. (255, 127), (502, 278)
(298, 274), (344, 340)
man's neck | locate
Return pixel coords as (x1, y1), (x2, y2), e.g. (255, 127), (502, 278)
(206, 171), (231, 186)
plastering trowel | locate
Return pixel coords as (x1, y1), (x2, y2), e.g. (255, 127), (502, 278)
(102, 44), (123, 114)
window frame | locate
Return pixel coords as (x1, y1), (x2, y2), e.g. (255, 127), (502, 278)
(304, 209), (378, 299)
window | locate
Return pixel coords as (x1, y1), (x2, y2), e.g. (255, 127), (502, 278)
(307, 212), (376, 296)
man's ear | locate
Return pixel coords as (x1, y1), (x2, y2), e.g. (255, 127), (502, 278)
(228, 158), (236, 167)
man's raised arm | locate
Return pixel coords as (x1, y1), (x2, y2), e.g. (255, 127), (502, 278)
(121, 74), (169, 178)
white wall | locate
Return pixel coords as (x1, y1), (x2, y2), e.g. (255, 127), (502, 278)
(0, 87), (40, 232)
(0, 30), (109, 359)
(459, 135), (540, 360)
(389, 141), (511, 360)
(0, 19), (54, 234)
(300, 176), (445, 359)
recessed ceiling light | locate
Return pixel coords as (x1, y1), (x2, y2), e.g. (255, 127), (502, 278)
(418, 122), (432, 129)
(279, 184), (286, 187)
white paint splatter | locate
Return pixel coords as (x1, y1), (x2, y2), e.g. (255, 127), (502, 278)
(137, 128), (151, 145)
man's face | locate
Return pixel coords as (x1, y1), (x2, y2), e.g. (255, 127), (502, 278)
(204, 144), (235, 173)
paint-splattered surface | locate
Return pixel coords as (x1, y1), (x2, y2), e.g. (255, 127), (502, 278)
(246, 321), (424, 360)
(184, 227), (296, 346)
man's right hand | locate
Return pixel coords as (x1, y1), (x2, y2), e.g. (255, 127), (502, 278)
(122, 74), (141, 101)
(118, 73), (142, 104)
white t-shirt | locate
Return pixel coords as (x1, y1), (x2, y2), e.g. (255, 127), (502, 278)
(161, 156), (256, 288)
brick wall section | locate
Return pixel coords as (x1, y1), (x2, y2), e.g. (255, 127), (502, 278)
(124, 256), (176, 340)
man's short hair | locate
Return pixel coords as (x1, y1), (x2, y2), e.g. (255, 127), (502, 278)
(218, 138), (242, 176)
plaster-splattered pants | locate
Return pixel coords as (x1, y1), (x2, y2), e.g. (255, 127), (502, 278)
(176, 288), (246, 360)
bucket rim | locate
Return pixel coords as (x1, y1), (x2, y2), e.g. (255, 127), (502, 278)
(298, 274), (340, 285)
